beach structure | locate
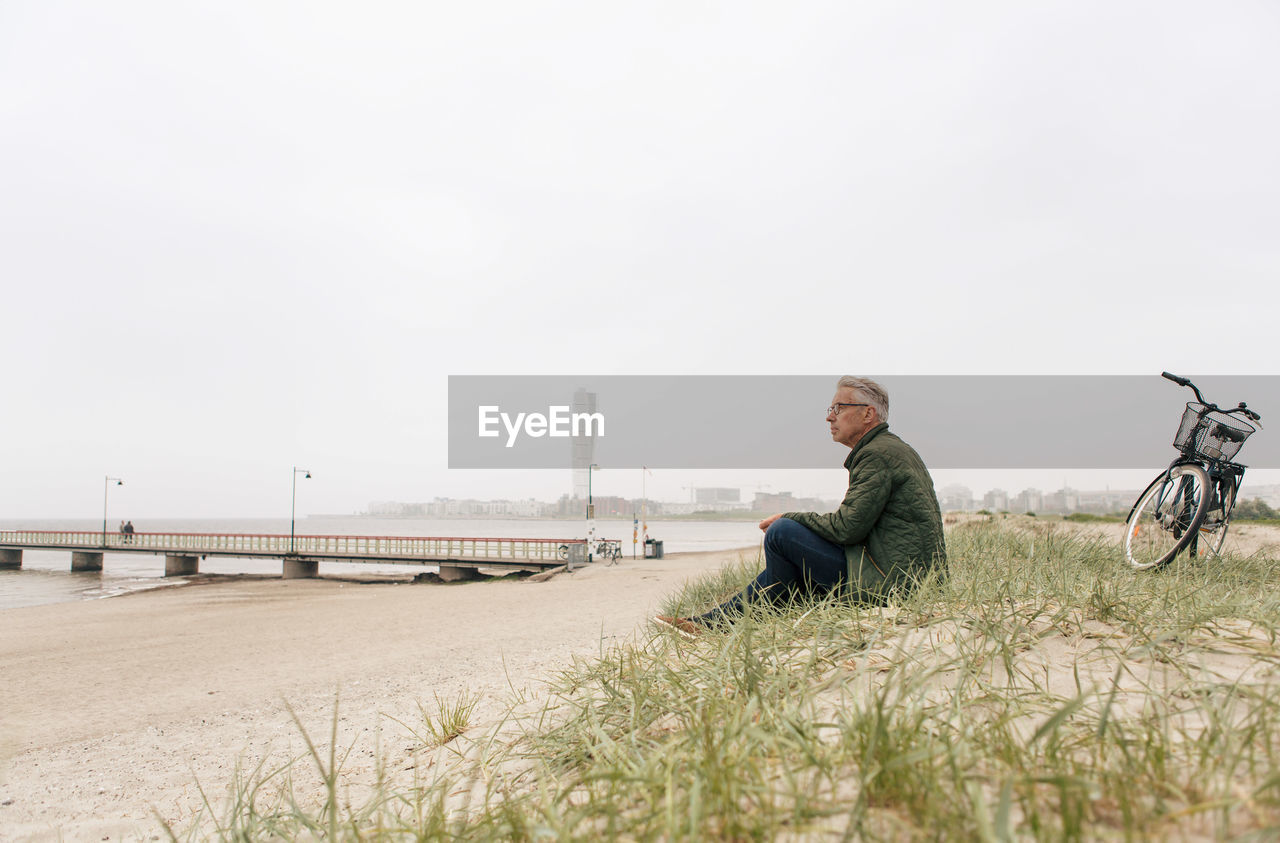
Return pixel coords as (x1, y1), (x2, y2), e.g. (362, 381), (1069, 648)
(0, 530), (587, 580)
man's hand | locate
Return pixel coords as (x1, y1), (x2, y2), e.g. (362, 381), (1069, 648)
(758, 513), (784, 532)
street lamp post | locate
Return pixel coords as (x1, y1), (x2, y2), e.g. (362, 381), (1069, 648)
(640, 465), (652, 559)
(587, 463), (599, 562)
(291, 467), (311, 554)
(102, 476), (123, 547)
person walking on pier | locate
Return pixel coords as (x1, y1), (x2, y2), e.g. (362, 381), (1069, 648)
(655, 376), (946, 636)
(123, 521), (135, 543)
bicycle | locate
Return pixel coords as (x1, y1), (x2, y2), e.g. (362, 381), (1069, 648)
(1123, 372), (1263, 570)
(595, 539), (623, 565)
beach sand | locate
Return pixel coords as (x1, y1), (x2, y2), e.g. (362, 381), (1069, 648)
(5, 519), (1278, 840)
(0, 546), (758, 841)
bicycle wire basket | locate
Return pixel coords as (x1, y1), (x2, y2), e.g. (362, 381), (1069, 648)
(1173, 402), (1256, 461)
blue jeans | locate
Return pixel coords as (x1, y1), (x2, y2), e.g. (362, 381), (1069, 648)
(693, 518), (880, 625)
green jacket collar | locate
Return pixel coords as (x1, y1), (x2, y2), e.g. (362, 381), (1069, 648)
(844, 422), (889, 469)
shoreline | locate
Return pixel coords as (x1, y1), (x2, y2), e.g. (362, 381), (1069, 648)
(0, 545), (757, 840)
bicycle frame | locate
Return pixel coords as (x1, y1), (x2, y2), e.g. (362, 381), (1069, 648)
(1192, 459), (1244, 557)
(1143, 456), (1243, 556)
(1175, 403), (1248, 550)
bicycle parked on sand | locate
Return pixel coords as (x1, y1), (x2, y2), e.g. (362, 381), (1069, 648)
(596, 539), (623, 565)
(1124, 372), (1263, 570)
(558, 540), (623, 565)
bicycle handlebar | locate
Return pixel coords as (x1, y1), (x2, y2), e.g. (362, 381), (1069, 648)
(1161, 371), (1263, 423)
(1163, 371), (1208, 406)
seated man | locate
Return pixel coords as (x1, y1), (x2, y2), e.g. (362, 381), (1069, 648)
(656, 376), (946, 634)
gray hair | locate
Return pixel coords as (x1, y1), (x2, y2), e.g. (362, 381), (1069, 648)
(836, 376), (889, 422)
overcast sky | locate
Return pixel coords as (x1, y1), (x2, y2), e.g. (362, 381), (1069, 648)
(2, 1), (1278, 519)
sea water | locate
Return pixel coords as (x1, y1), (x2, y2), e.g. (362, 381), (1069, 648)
(0, 516), (763, 609)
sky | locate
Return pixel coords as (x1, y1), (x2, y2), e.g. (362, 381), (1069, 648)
(2, 1), (1278, 520)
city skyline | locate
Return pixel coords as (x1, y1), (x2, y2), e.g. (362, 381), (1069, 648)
(363, 480), (1280, 520)
(6, 461), (1279, 522)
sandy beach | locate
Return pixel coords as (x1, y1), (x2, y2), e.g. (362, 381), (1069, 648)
(5, 519), (1279, 840)
(0, 547), (758, 841)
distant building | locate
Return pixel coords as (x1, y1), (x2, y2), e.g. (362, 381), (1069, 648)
(417, 497), (553, 517)
(1041, 487), (1080, 514)
(695, 487), (740, 505)
(557, 494), (584, 518)
(1012, 488), (1043, 513)
(1074, 489), (1135, 515)
(938, 484), (974, 513)
(366, 501), (427, 516)
(982, 488), (1009, 511)
(753, 491), (829, 513)
(479, 498), (545, 517)
(588, 495), (631, 517)
(754, 491), (797, 512)
(424, 498), (462, 516)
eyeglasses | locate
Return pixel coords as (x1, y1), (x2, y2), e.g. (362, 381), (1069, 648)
(827, 403), (870, 417)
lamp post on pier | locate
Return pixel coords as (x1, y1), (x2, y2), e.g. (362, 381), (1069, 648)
(290, 467), (311, 554)
(102, 476), (123, 547)
(640, 465), (652, 559)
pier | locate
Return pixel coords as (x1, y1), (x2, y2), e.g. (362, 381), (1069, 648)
(0, 530), (588, 580)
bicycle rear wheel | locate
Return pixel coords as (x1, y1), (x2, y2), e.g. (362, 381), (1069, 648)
(1124, 464), (1210, 570)
(1192, 478), (1235, 558)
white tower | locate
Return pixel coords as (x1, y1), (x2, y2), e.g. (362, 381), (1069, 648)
(571, 388), (597, 499)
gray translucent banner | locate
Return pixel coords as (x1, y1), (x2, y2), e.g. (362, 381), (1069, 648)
(448, 376), (1278, 469)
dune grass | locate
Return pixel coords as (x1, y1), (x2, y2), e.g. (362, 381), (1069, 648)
(167, 519), (1280, 840)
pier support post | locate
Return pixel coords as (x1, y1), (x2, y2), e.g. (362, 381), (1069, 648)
(71, 551), (104, 572)
(165, 555), (199, 577)
(0, 549), (21, 569)
(437, 565), (482, 582)
(283, 558), (319, 579)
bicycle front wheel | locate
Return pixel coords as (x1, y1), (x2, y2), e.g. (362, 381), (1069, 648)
(1124, 464), (1210, 570)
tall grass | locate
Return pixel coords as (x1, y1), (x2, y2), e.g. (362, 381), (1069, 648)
(168, 519), (1280, 840)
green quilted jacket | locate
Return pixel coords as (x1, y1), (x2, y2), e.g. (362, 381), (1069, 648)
(783, 423), (946, 594)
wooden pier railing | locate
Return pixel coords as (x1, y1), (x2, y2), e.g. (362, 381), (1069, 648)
(0, 530), (587, 568)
